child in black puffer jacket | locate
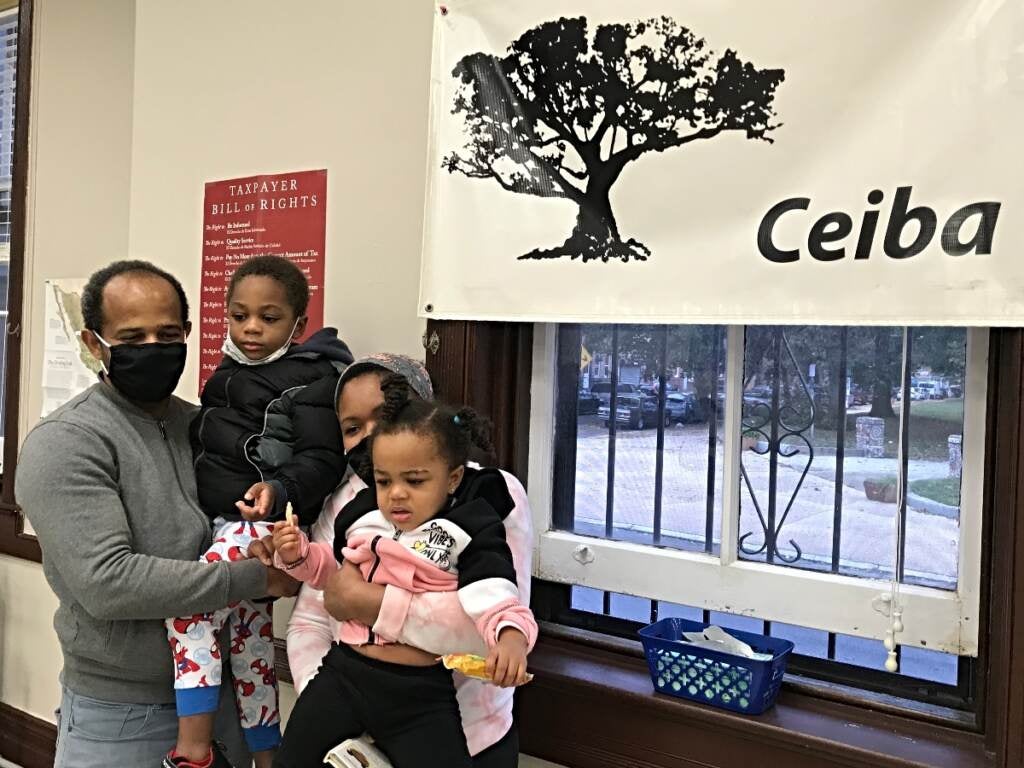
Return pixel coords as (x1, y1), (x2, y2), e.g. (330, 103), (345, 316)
(163, 255), (353, 768)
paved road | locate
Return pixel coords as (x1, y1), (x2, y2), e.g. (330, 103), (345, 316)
(572, 417), (958, 587)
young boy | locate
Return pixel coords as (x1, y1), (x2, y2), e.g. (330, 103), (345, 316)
(164, 255), (353, 768)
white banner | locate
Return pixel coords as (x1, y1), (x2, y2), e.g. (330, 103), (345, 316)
(420, 0), (1024, 325)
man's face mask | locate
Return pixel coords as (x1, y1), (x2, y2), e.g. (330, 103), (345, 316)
(93, 332), (188, 403)
(345, 437), (374, 487)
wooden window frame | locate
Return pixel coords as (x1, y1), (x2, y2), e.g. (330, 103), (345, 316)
(424, 318), (1024, 768)
(0, 0), (37, 562)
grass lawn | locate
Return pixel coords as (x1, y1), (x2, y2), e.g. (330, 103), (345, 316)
(805, 399), (964, 461)
(901, 398), (965, 423)
(910, 476), (961, 506)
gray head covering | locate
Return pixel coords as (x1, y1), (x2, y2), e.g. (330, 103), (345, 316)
(338, 353), (434, 401)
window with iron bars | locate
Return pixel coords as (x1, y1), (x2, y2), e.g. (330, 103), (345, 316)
(0, 8), (15, 244)
(0, 7), (17, 439)
(528, 323), (986, 716)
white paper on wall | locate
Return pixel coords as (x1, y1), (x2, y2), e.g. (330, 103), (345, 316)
(41, 278), (100, 418)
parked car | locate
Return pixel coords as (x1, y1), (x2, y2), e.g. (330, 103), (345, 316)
(577, 389), (600, 415)
(746, 385), (773, 402)
(637, 383), (680, 399)
(665, 392), (699, 423)
(598, 394), (661, 430)
(848, 386), (870, 406)
(590, 381), (641, 407)
(715, 388), (772, 411)
(637, 383), (659, 398)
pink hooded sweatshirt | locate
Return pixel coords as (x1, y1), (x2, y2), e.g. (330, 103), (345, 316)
(284, 467), (534, 756)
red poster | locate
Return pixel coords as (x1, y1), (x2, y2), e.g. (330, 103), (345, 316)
(200, 169), (327, 393)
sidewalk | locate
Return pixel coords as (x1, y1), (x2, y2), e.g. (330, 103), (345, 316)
(572, 421), (958, 586)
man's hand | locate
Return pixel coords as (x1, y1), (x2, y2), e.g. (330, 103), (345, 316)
(486, 628), (530, 688)
(265, 566), (300, 598)
(236, 482), (276, 521)
(247, 535), (276, 566)
(323, 560), (385, 626)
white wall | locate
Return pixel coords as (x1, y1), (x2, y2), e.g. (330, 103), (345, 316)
(128, 0), (434, 379)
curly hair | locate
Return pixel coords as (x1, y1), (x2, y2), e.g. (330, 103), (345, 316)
(227, 255), (310, 316)
(363, 373), (495, 474)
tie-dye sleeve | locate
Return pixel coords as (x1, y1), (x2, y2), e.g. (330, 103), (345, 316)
(285, 582), (338, 693)
(284, 479), (357, 692)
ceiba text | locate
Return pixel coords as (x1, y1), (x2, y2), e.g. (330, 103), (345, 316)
(757, 187), (1001, 263)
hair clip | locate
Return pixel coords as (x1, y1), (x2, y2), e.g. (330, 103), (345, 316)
(453, 414), (461, 425)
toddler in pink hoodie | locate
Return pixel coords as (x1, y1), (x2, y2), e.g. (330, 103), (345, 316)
(271, 375), (536, 767)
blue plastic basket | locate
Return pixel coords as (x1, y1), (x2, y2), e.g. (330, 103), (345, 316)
(638, 618), (794, 715)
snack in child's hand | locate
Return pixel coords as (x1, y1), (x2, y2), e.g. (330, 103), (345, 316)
(285, 501), (295, 527)
(441, 653), (488, 678)
(441, 653), (533, 683)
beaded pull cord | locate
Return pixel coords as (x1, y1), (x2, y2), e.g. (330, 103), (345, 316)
(872, 327), (911, 673)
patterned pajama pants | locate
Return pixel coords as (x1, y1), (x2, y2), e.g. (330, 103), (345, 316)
(165, 518), (281, 753)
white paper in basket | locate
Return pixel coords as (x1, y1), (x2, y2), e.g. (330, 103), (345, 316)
(680, 625), (774, 661)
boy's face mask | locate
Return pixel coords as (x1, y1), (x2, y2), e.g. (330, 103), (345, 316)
(222, 318), (301, 366)
(93, 332), (188, 403)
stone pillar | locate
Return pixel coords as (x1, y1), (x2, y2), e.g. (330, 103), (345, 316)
(856, 416), (886, 458)
(948, 434), (963, 477)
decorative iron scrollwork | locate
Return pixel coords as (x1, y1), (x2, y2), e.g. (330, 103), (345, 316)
(738, 328), (814, 565)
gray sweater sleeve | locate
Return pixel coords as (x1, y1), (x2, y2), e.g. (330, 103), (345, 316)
(17, 421), (267, 621)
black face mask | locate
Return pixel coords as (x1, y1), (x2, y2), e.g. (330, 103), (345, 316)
(94, 333), (188, 403)
(345, 437), (374, 487)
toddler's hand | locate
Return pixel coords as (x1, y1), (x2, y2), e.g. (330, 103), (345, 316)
(485, 628), (530, 688)
(273, 521), (304, 566)
(236, 482), (276, 520)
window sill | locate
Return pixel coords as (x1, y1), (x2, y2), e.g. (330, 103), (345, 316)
(0, 500), (40, 562)
(518, 630), (991, 768)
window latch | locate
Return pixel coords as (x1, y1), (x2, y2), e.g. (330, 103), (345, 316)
(572, 544), (595, 565)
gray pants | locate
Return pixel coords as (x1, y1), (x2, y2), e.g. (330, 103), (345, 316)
(54, 682), (252, 767)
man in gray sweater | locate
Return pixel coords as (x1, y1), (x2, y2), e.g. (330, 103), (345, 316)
(17, 261), (297, 768)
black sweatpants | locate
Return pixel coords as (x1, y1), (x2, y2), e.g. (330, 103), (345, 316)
(274, 643), (472, 768)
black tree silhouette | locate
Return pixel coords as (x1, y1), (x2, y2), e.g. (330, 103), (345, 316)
(443, 16), (785, 263)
